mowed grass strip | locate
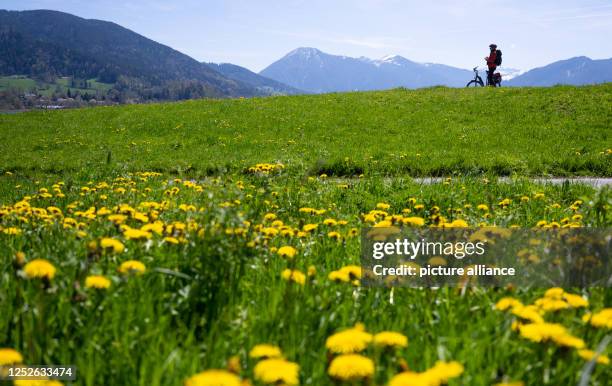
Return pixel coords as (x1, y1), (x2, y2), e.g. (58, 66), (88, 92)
(0, 84), (610, 176)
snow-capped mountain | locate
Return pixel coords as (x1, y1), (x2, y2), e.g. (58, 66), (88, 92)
(260, 48), (472, 93)
(259, 48), (611, 92)
(497, 67), (523, 81)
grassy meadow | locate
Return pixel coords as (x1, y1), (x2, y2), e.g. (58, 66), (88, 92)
(0, 85), (611, 386)
(0, 84), (610, 176)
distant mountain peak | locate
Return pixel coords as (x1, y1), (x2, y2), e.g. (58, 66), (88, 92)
(260, 47), (472, 92)
(376, 54), (414, 66)
(508, 56), (611, 86)
(285, 47), (323, 59)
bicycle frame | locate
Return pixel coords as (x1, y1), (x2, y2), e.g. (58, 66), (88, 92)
(466, 67), (501, 87)
(466, 67), (484, 87)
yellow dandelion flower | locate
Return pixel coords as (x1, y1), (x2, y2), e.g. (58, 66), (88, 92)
(123, 227), (152, 240)
(373, 331), (408, 348)
(328, 354), (374, 381)
(23, 259), (56, 280)
(249, 344), (283, 360)
(563, 293), (588, 308)
(518, 322), (584, 348)
(15, 381), (64, 386)
(184, 369), (241, 386)
(281, 269), (306, 285)
(327, 231), (341, 240)
(226, 355), (241, 373)
(277, 246), (297, 258)
(340, 265), (361, 279)
(302, 223), (318, 232)
(14, 251), (26, 265)
(583, 308), (612, 329)
(0, 348), (23, 365)
(389, 361), (464, 386)
(164, 236), (180, 244)
(444, 219), (469, 228)
(307, 265), (316, 277)
(253, 358), (299, 385)
(323, 218), (337, 226)
(544, 287), (565, 299)
(552, 333), (585, 349)
(118, 260), (146, 275)
(85, 275), (111, 289)
(495, 297), (523, 311)
(389, 372), (430, 386)
(534, 297), (569, 312)
(264, 213), (277, 221)
(511, 305), (544, 324)
(424, 361), (464, 383)
(402, 217), (425, 227)
(577, 349), (610, 365)
(100, 237), (125, 253)
(325, 324), (372, 354)
(107, 214), (127, 224)
(519, 322), (564, 343)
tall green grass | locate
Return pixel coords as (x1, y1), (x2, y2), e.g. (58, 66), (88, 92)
(0, 173), (610, 385)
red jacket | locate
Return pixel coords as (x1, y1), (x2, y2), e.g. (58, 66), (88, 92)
(486, 51), (497, 68)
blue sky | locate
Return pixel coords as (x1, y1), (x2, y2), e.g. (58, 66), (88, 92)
(3, 0), (612, 72)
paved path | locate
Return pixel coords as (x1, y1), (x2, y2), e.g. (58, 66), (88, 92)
(328, 177), (612, 188)
(413, 177), (612, 187)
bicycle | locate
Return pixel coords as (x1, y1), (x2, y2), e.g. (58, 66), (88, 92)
(466, 67), (501, 87)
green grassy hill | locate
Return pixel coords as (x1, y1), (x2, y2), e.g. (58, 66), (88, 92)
(1, 84), (610, 176)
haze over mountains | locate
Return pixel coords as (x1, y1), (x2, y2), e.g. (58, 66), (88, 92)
(0, 8), (610, 107)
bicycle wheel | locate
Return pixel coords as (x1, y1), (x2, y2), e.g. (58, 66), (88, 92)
(466, 80), (484, 87)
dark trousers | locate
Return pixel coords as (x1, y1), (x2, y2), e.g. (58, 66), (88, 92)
(487, 67), (497, 86)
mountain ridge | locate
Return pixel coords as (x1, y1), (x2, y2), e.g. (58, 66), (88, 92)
(206, 62), (304, 95)
(507, 56), (612, 86)
(260, 47), (474, 92)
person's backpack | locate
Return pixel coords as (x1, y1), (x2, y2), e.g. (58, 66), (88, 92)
(494, 49), (502, 66)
